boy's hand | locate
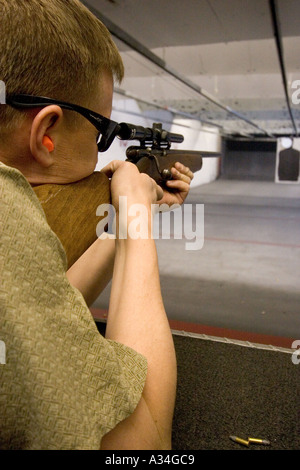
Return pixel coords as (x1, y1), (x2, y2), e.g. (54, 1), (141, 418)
(101, 160), (164, 211)
(158, 162), (194, 207)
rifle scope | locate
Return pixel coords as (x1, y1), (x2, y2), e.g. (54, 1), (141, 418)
(117, 122), (184, 145)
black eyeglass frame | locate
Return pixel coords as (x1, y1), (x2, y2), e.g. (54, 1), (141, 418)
(6, 94), (121, 152)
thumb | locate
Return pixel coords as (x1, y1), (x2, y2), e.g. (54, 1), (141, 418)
(100, 160), (124, 178)
(156, 183), (164, 201)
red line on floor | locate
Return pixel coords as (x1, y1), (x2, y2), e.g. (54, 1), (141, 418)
(204, 211), (300, 222)
(204, 236), (300, 249)
(91, 308), (109, 321)
(90, 308), (295, 349)
(146, 233), (300, 248)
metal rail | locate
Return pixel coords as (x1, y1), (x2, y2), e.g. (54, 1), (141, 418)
(114, 87), (223, 129)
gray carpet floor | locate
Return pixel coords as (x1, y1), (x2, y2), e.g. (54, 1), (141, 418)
(172, 334), (299, 450)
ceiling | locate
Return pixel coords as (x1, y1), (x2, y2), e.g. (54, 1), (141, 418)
(83, 0), (300, 139)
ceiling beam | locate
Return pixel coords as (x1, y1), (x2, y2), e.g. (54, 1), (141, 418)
(83, 0), (274, 138)
(269, 0), (298, 136)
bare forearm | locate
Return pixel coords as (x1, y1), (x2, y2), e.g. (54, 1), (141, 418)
(66, 237), (115, 306)
(107, 238), (167, 344)
(105, 234), (177, 444)
(98, 161), (177, 449)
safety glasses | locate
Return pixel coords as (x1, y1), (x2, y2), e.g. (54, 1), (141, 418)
(6, 94), (121, 152)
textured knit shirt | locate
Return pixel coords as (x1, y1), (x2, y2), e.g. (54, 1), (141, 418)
(0, 163), (147, 450)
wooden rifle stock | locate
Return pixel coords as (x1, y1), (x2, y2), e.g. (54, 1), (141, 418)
(127, 148), (204, 184)
(33, 149), (216, 267)
(33, 172), (111, 268)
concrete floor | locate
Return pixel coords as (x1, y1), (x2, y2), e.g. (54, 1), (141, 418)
(93, 179), (300, 339)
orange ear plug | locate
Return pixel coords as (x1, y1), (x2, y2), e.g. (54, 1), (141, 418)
(42, 136), (54, 152)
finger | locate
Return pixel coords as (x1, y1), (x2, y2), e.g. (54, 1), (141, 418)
(165, 179), (190, 192)
(156, 184), (164, 201)
(171, 167), (191, 183)
(174, 162), (194, 180)
(148, 176), (164, 201)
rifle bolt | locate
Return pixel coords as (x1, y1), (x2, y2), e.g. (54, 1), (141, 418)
(162, 169), (172, 180)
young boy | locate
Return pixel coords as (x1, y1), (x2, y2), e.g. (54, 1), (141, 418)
(0, 0), (193, 450)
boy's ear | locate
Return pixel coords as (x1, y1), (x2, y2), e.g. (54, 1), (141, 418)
(29, 105), (63, 168)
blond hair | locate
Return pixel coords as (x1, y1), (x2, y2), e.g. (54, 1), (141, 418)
(0, 0), (124, 130)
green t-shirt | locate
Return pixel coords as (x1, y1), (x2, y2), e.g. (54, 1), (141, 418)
(0, 163), (147, 450)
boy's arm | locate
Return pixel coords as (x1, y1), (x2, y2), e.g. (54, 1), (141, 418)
(66, 237), (115, 306)
(99, 160), (177, 449)
(66, 162), (193, 307)
(101, 235), (177, 449)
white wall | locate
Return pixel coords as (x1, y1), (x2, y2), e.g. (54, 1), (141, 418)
(171, 119), (221, 187)
(96, 98), (221, 187)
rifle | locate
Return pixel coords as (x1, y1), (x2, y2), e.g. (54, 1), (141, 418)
(120, 122), (203, 184)
(33, 122), (220, 267)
